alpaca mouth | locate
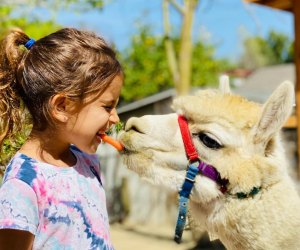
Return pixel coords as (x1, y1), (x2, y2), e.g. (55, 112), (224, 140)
(119, 130), (158, 155)
(118, 146), (130, 155)
(118, 131), (137, 153)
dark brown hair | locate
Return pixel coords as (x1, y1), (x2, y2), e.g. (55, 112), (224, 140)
(0, 28), (122, 146)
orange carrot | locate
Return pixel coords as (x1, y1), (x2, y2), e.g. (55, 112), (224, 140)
(100, 134), (124, 151)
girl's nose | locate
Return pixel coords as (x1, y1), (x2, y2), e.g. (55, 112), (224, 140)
(109, 108), (120, 124)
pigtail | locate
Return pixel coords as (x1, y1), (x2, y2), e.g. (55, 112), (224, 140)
(0, 29), (29, 148)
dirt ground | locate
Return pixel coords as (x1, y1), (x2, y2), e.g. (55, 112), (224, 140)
(110, 222), (195, 250)
(110, 223), (225, 250)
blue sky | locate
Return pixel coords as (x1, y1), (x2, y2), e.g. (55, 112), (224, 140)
(33, 0), (294, 61)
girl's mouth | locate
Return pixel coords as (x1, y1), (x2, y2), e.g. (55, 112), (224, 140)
(96, 132), (124, 151)
(96, 132), (103, 143)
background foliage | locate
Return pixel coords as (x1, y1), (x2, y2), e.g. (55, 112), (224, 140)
(120, 26), (232, 102)
(240, 30), (294, 69)
(0, 6), (61, 39)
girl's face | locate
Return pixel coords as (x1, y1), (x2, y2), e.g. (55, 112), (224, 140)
(64, 74), (123, 153)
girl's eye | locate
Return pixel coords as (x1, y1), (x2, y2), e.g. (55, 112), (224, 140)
(103, 106), (113, 112)
(197, 133), (222, 150)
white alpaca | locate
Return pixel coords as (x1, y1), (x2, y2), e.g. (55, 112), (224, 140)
(119, 79), (300, 250)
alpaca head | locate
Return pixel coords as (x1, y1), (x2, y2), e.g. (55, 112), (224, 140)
(119, 80), (294, 204)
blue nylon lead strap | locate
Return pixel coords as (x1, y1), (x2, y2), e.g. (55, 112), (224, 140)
(174, 162), (199, 243)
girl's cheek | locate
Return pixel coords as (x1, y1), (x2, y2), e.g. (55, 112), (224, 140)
(98, 114), (111, 132)
(97, 110), (110, 120)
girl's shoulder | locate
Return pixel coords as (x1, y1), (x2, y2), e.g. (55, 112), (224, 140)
(70, 144), (100, 168)
(2, 145), (101, 187)
(3, 152), (41, 188)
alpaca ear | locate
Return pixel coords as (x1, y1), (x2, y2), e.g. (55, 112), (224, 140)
(219, 75), (231, 94)
(254, 81), (294, 144)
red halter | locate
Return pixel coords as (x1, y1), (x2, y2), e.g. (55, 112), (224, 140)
(177, 115), (228, 193)
(178, 115), (199, 162)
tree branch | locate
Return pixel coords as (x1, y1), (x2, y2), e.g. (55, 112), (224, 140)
(167, 0), (185, 15)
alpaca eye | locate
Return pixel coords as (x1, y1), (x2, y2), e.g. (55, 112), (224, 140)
(198, 133), (222, 149)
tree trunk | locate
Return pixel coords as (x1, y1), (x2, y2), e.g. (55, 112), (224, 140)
(178, 0), (197, 95)
(162, 0), (180, 90)
(163, 0), (198, 96)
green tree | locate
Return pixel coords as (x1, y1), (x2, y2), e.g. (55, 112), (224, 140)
(0, 6), (61, 39)
(120, 26), (231, 102)
(268, 31), (293, 63)
(286, 41), (294, 63)
(1, 0), (104, 13)
(191, 42), (231, 87)
(120, 27), (172, 102)
(0, 0), (104, 38)
(239, 30), (294, 69)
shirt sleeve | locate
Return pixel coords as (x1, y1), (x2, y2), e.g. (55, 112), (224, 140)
(0, 178), (39, 235)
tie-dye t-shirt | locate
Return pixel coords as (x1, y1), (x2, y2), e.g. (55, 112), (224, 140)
(0, 146), (114, 250)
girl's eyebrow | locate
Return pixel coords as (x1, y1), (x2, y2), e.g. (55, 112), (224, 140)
(100, 98), (119, 106)
(100, 97), (115, 103)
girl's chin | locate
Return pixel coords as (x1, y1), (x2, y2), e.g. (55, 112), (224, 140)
(80, 146), (98, 154)
(72, 141), (100, 154)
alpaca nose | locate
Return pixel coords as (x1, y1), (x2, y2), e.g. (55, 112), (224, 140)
(125, 117), (146, 134)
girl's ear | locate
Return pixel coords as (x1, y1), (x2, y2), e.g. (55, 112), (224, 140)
(50, 94), (75, 123)
(253, 81), (294, 144)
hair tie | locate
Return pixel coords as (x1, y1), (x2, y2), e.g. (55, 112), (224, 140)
(24, 38), (35, 49)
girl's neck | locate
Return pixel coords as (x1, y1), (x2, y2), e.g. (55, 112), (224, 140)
(19, 129), (76, 167)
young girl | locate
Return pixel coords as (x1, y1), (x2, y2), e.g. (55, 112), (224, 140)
(0, 28), (123, 249)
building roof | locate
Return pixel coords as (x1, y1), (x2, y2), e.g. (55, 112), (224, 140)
(234, 63), (295, 102)
(117, 64), (294, 114)
(117, 88), (176, 114)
